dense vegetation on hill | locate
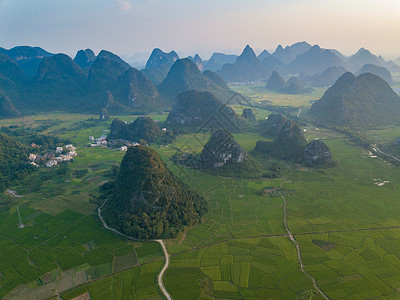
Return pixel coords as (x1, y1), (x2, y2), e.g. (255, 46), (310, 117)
(0, 93), (21, 118)
(253, 119), (307, 161)
(0, 46), (53, 78)
(73, 49), (96, 70)
(166, 90), (243, 132)
(310, 72), (400, 128)
(142, 48), (179, 85)
(107, 117), (168, 144)
(0, 133), (33, 192)
(172, 129), (264, 178)
(101, 146), (207, 239)
(157, 58), (236, 104)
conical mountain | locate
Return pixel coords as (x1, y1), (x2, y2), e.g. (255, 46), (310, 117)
(278, 120), (307, 148)
(188, 54), (203, 71)
(356, 64), (393, 85)
(288, 45), (347, 75)
(308, 66), (348, 87)
(143, 48), (179, 85)
(166, 90), (240, 131)
(203, 52), (238, 72)
(35, 54), (86, 81)
(253, 119), (306, 161)
(217, 45), (271, 82)
(96, 50), (131, 70)
(304, 140), (333, 165)
(103, 146), (207, 239)
(257, 50), (271, 62)
(310, 72), (400, 127)
(266, 71), (287, 91)
(199, 129), (249, 169)
(258, 113), (287, 137)
(157, 58), (236, 104)
(272, 42), (311, 64)
(145, 48), (179, 70)
(348, 48), (383, 70)
(107, 117), (163, 143)
(0, 93), (21, 118)
(74, 49), (96, 69)
(87, 57), (128, 92)
(116, 67), (165, 112)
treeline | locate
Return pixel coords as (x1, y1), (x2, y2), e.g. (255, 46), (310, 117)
(0, 133), (34, 192)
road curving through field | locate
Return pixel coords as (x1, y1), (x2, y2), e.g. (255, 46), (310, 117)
(98, 200), (172, 300)
(279, 191), (330, 300)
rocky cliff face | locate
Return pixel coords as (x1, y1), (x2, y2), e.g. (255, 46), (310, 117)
(99, 108), (109, 121)
(304, 140), (332, 164)
(242, 108), (256, 121)
(278, 120), (307, 147)
(199, 129), (249, 168)
(259, 113), (287, 137)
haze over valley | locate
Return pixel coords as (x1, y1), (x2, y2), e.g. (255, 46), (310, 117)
(1, 1), (400, 299)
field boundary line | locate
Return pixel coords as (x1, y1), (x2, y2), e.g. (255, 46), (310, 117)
(279, 191), (329, 299)
(97, 199), (172, 300)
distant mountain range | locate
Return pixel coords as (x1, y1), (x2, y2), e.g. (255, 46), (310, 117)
(0, 46), (238, 116)
(217, 45), (271, 82)
(0, 43), (398, 117)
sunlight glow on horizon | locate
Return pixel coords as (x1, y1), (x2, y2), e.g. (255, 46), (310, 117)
(0, 0), (399, 61)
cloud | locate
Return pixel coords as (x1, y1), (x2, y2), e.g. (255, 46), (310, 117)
(116, 0), (132, 11)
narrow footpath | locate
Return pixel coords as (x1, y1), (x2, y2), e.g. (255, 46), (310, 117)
(98, 200), (172, 300)
(279, 192), (329, 300)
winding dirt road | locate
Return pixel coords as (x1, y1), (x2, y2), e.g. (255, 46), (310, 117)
(97, 200), (172, 300)
(279, 192), (329, 300)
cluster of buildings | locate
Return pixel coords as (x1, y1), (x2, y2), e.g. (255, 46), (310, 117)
(29, 144), (78, 167)
(88, 133), (140, 151)
(118, 142), (140, 151)
(89, 134), (108, 147)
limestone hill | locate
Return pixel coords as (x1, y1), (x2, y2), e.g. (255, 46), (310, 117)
(157, 59), (236, 104)
(101, 146), (207, 239)
(166, 90), (241, 132)
(310, 72), (400, 127)
(107, 117), (164, 143)
(217, 45), (271, 82)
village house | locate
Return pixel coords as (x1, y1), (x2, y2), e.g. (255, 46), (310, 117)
(46, 160), (58, 167)
(56, 147), (63, 154)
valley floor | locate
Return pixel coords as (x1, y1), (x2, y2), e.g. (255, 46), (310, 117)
(2, 110), (400, 299)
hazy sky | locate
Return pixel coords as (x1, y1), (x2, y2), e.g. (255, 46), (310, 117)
(1, 0), (399, 63)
